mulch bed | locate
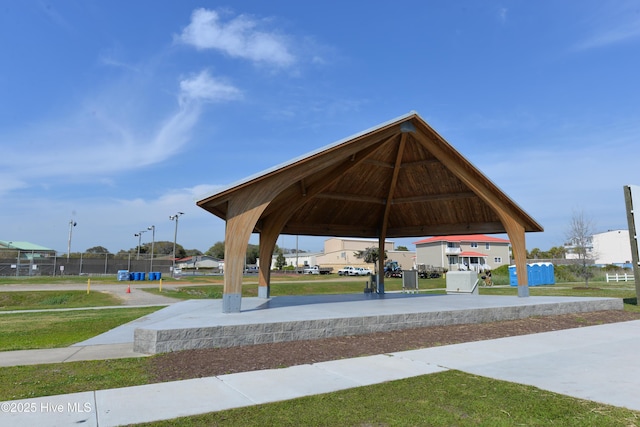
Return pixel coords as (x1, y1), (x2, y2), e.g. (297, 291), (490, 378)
(149, 310), (640, 383)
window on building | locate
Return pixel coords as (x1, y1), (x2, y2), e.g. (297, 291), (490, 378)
(470, 242), (478, 248)
(447, 242), (457, 248)
(449, 256), (458, 265)
(485, 243), (490, 250)
(494, 257), (502, 263)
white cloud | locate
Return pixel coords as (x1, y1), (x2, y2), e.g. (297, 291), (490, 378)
(177, 8), (295, 67)
(0, 103), (198, 190)
(0, 68), (245, 195)
(573, 5), (640, 51)
(498, 8), (508, 24)
(575, 21), (640, 50)
(0, 183), (228, 254)
(179, 70), (242, 106)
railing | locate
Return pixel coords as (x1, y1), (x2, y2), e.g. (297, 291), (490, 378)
(445, 247), (461, 255)
(606, 273), (635, 283)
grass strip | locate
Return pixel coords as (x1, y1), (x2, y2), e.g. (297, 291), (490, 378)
(0, 290), (122, 311)
(0, 307), (161, 351)
(134, 370), (640, 426)
(143, 278), (446, 300)
(1, 358), (151, 401)
(2, 365), (638, 425)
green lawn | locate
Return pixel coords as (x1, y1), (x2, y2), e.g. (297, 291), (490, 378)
(139, 370), (640, 427)
(0, 290), (122, 311)
(0, 274), (638, 425)
(0, 307), (161, 351)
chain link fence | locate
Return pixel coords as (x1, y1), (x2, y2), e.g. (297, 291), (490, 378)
(0, 252), (175, 277)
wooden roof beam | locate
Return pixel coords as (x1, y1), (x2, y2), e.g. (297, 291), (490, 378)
(280, 221), (507, 238)
(362, 158), (439, 169)
(313, 190), (477, 205)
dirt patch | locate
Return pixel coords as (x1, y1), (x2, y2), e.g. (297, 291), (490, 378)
(149, 310), (640, 382)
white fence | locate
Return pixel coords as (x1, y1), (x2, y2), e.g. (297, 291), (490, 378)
(606, 273), (635, 283)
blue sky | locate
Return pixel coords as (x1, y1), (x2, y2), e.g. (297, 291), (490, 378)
(1, 1), (639, 255)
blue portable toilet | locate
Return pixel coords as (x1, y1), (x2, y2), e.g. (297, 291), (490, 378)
(531, 263), (542, 286)
(511, 263), (555, 287)
(508, 265), (518, 286)
(540, 262), (555, 285)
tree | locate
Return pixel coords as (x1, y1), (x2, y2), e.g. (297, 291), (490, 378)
(396, 245), (409, 251)
(354, 247), (387, 273)
(205, 242), (260, 262)
(206, 241), (225, 259)
(246, 244), (260, 265)
(86, 246), (110, 254)
(565, 210), (596, 287)
(548, 246), (567, 260)
(275, 250), (286, 270)
(83, 246), (110, 258)
(528, 248), (542, 259)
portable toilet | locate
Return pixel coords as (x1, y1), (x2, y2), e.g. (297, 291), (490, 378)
(508, 265), (518, 286)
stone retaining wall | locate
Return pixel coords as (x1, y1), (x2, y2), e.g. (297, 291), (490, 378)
(134, 298), (621, 354)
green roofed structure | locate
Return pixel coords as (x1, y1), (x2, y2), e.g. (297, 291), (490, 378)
(0, 240), (56, 259)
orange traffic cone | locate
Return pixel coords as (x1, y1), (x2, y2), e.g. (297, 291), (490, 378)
(126, 285), (131, 294)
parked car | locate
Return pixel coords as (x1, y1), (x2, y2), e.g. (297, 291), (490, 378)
(302, 265), (332, 275)
(356, 267), (372, 276)
(338, 266), (358, 276)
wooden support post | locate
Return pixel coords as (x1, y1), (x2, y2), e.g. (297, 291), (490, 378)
(223, 198), (270, 313)
(258, 221), (281, 299)
(623, 186), (640, 299)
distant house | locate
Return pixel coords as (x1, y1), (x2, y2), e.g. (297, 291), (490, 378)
(260, 237), (416, 272)
(413, 234), (510, 272)
(261, 252), (323, 270)
(315, 237), (415, 272)
(592, 230), (632, 266)
(0, 240), (56, 259)
(176, 256), (222, 271)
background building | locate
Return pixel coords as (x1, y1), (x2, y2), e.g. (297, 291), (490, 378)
(261, 237), (416, 273)
(592, 230), (632, 266)
(414, 234), (510, 272)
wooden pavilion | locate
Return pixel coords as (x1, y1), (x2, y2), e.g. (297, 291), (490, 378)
(197, 112), (543, 312)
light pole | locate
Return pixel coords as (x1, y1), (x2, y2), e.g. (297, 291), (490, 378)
(148, 225), (155, 272)
(134, 230), (147, 260)
(169, 212), (184, 276)
(67, 220), (77, 260)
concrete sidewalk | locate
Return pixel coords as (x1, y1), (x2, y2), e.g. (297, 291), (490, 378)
(1, 320), (640, 426)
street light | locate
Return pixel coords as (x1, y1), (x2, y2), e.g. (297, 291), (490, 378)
(147, 225), (155, 272)
(134, 230), (147, 260)
(169, 212), (184, 276)
(67, 220), (77, 260)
